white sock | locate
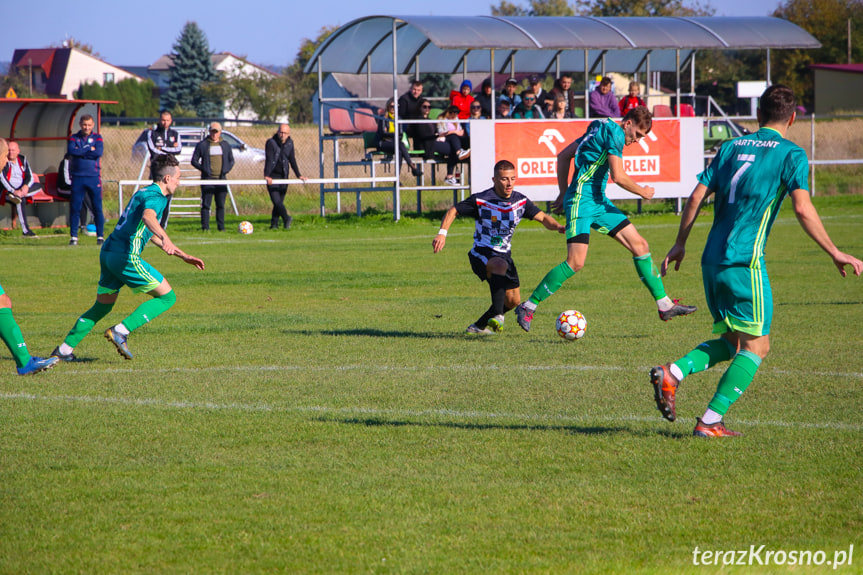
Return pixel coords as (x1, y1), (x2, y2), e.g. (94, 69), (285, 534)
(59, 343), (74, 356)
(114, 323), (130, 336)
(669, 363), (684, 382)
(523, 301), (537, 312)
(656, 296), (673, 311)
(701, 409), (722, 425)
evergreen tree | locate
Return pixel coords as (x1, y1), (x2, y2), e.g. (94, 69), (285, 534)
(163, 21), (222, 118)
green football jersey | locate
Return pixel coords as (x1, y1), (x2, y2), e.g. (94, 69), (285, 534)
(102, 184), (168, 257)
(567, 119), (624, 201)
(698, 127), (809, 267)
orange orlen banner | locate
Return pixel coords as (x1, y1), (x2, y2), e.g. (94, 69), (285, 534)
(494, 120), (681, 185)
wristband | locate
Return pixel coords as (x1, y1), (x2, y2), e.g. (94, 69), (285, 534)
(437, 229), (448, 237)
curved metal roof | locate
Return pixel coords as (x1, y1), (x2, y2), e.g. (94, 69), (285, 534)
(305, 15), (820, 75)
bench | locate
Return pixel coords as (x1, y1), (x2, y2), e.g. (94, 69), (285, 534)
(0, 172), (70, 230)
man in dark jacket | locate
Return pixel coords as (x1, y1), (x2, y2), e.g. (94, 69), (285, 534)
(264, 124), (306, 230)
(66, 115), (104, 245)
(147, 110), (182, 228)
(191, 122), (235, 231)
(397, 80), (424, 142)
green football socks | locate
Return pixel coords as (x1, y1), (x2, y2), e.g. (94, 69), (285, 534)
(0, 308), (31, 368)
(633, 253), (667, 301)
(121, 290), (176, 333)
(528, 262), (575, 306)
(64, 301), (115, 349)
(673, 338), (736, 380)
(707, 349), (762, 416)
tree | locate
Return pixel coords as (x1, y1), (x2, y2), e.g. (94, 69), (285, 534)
(162, 21), (222, 118)
(0, 67), (46, 98)
(491, 0), (574, 16)
(282, 26), (337, 124)
(52, 37), (101, 58)
(771, 0), (863, 110)
(575, 0), (712, 16)
(76, 78), (159, 117)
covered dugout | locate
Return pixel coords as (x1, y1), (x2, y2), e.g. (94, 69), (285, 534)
(0, 98), (112, 229)
(305, 15), (820, 218)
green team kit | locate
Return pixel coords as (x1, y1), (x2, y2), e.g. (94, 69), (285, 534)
(697, 126), (809, 336)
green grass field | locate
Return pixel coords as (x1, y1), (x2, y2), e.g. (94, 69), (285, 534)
(1, 196), (861, 574)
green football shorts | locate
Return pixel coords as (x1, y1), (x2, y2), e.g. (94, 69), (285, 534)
(97, 250), (164, 295)
(564, 193), (630, 242)
(702, 264), (773, 337)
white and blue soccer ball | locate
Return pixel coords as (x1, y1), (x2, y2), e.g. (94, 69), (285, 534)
(556, 310), (586, 341)
(238, 221), (254, 235)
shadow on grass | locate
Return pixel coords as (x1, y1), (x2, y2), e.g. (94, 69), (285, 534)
(281, 328), (501, 339)
(321, 415), (691, 438)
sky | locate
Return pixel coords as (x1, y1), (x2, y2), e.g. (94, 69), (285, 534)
(2, 0), (785, 70)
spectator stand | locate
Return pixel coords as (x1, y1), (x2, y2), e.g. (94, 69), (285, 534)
(0, 97), (112, 230)
(307, 15), (820, 220)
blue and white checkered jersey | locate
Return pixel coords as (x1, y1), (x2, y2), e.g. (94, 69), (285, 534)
(454, 187), (540, 255)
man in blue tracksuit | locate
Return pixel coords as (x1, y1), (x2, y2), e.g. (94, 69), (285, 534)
(67, 114), (104, 246)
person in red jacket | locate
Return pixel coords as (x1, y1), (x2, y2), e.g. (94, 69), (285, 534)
(449, 80), (475, 119)
(619, 81), (647, 116)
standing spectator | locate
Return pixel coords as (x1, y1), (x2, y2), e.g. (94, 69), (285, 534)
(450, 80), (475, 119)
(526, 75), (551, 114)
(67, 115), (105, 245)
(549, 94), (572, 119)
(191, 122), (235, 232)
(147, 110), (182, 228)
(512, 91), (545, 119)
(0, 140), (40, 237)
(549, 73), (577, 116)
(498, 78), (522, 112)
(650, 84), (863, 437)
(0, 137), (58, 375)
(398, 80), (424, 141)
(589, 76), (619, 118)
(264, 124), (307, 230)
(474, 79), (494, 118)
(51, 154), (205, 363)
(619, 81), (646, 116)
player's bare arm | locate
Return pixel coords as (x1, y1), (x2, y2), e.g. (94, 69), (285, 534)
(662, 183), (711, 276)
(553, 140), (579, 211)
(534, 211), (565, 233)
(790, 189), (863, 277)
(432, 206), (459, 253)
(609, 155), (654, 200)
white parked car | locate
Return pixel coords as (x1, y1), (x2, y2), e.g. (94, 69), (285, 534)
(131, 126), (266, 164)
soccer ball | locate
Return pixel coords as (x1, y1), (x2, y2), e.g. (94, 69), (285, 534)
(556, 310), (586, 341)
(238, 221), (254, 235)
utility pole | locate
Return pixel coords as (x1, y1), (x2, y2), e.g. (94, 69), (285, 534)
(848, 18), (852, 64)
(28, 58), (32, 97)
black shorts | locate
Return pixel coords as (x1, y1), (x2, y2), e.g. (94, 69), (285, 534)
(468, 247), (520, 289)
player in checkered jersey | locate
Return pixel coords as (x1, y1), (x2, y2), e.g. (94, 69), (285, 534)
(433, 160), (564, 334)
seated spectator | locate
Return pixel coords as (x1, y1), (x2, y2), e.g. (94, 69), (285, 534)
(549, 94), (572, 119)
(450, 80), (474, 119)
(498, 78), (522, 112)
(589, 76), (619, 118)
(375, 98), (422, 178)
(497, 100), (513, 119)
(619, 81), (646, 116)
(0, 140), (40, 237)
(549, 73), (577, 116)
(413, 98), (462, 185)
(474, 79), (494, 118)
(437, 106), (470, 184)
(464, 101), (485, 148)
(512, 91), (545, 119)
(525, 75), (551, 114)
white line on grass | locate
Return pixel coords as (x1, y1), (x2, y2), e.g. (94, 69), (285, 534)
(44, 363), (863, 379)
(1, 391), (861, 432)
